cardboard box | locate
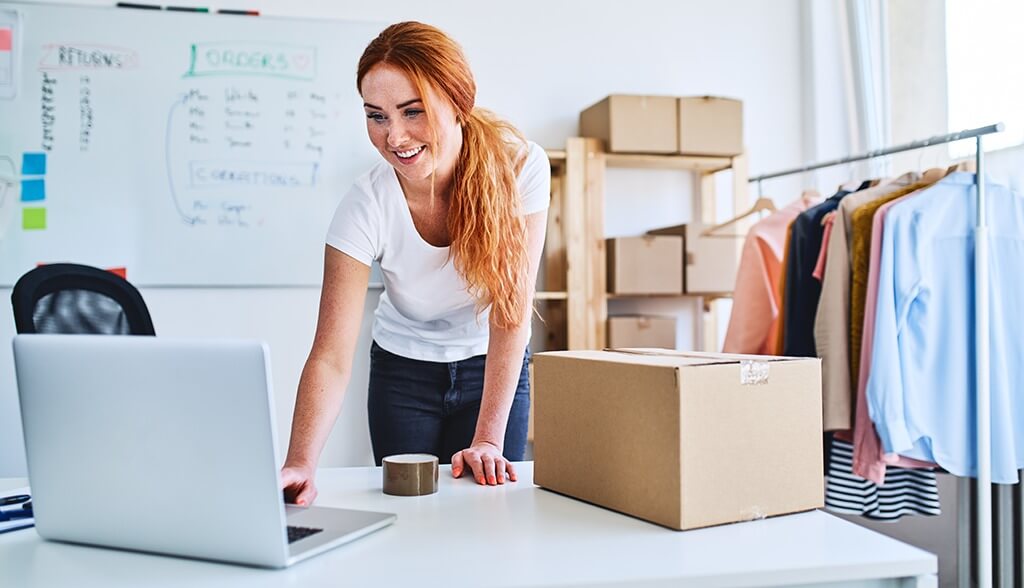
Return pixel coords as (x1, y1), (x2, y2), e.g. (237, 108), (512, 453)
(607, 316), (676, 349)
(533, 349), (823, 531)
(647, 223), (740, 294)
(527, 359), (535, 442)
(678, 96), (743, 156)
(606, 236), (683, 295)
(580, 95), (678, 154)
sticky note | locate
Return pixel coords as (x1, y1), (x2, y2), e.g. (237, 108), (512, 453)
(22, 152), (46, 175)
(22, 207), (46, 230)
(0, 29), (11, 52)
(20, 178), (44, 201)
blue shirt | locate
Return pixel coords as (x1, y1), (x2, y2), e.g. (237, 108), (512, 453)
(866, 172), (1024, 483)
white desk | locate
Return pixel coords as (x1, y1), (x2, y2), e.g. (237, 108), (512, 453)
(0, 463), (936, 587)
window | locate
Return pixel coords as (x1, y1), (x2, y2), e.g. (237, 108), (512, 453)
(946, 0), (1024, 155)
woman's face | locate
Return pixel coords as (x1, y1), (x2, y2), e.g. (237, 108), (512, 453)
(360, 63), (462, 186)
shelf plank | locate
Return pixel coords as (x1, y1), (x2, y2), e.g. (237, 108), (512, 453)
(606, 292), (733, 300)
(604, 153), (732, 172)
(535, 291), (569, 301)
(545, 149), (567, 163)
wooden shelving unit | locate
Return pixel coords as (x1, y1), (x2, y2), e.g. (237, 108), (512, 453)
(538, 138), (749, 352)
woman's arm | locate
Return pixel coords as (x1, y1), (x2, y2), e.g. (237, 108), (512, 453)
(452, 209), (548, 485)
(281, 246), (370, 505)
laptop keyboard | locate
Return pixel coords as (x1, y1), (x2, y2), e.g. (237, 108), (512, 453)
(287, 525), (324, 544)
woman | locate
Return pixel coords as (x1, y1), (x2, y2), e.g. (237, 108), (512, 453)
(280, 22), (550, 504)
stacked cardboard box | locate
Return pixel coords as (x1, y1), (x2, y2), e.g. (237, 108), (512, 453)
(580, 94), (743, 156)
(647, 223), (741, 294)
(606, 235), (683, 295)
(607, 316), (676, 349)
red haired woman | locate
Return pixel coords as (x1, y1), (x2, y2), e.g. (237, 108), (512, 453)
(281, 22), (549, 503)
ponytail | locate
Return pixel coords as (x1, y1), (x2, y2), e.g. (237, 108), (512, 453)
(449, 109), (529, 329)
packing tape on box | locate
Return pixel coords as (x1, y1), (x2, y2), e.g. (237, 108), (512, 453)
(382, 454), (439, 496)
(740, 360), (770, 385)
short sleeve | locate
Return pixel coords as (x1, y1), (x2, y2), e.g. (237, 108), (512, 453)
(518, 141), (551, 215)
(325, 183), (381, 267)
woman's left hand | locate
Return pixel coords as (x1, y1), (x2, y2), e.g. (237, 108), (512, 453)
(451, 441), (517, 485)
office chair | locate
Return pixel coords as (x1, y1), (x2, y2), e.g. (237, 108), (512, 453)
(11, 263), (156, 335)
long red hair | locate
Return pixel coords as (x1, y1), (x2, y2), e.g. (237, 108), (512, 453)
(357, 22), (529, 330)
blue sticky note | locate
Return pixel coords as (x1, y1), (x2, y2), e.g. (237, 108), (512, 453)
(22, 153), (47, 175)
(21, 179), (45, 202)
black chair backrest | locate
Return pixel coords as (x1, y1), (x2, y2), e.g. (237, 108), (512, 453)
(11, 263), (156, 335)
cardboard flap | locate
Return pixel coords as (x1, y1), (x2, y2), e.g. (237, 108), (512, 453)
(605, 348), (733, 366)
(536, 350), (816, 380)
(608, 348), (802, 363)
(606, 349), (815, 384)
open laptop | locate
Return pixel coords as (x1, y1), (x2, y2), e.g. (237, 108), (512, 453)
(12, 334), (395, 568)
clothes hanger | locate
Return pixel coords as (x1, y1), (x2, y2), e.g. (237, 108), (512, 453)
(800, 188), (822, 203)
(945, 159), (975, 175)
(835, 158), (864, 193)
(914, 143), (950, 182)
(701, 196), (778, 237)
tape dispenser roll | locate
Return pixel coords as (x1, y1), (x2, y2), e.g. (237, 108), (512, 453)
(382, 454), (439, 496)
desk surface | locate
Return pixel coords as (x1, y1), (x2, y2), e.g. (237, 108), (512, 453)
(0, 463), (936, 587)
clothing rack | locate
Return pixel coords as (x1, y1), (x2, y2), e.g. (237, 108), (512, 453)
(748, 122), (1005, 588)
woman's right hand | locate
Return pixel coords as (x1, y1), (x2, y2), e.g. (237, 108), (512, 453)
(280, 463), (318, 506)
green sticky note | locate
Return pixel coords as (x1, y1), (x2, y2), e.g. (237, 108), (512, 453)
(22, 207), (46, 230)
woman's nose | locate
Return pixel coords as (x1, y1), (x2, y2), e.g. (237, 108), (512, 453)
(387, 119), (408, 148)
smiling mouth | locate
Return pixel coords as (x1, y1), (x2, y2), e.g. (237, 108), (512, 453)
(395, 146), (425, 159)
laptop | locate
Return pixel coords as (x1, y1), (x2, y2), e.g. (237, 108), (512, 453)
(12, 334), (395, 568)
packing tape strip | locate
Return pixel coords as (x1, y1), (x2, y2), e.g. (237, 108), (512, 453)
(382, 454), (439, 496)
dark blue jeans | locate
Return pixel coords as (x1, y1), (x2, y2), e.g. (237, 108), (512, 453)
(367, 341), (530, 466)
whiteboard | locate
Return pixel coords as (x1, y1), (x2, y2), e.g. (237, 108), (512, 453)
(0, 2), (383, 286)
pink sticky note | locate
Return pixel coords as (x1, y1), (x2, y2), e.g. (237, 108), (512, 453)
(0, 29), (11, 52)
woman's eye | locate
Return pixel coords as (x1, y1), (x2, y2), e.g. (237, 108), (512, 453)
(404, 109), (423, 118)
(366, 112), (385, 123)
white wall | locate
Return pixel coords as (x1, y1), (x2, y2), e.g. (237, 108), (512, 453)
(1, 0), (811, 476)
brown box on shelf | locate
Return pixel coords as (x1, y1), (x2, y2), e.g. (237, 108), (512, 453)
(580, 95), (678, 154)
(678, 96), (743, 156)
(647, 223), (739, 295)
(607, 316), (676, 349)
(533, 349), (824, 531)
(606, 236), (683, 295)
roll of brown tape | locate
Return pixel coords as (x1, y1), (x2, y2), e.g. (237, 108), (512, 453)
(382, 454), (439, 496)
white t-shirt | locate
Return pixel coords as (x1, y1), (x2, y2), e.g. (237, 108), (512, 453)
(326, 140), (551, 362)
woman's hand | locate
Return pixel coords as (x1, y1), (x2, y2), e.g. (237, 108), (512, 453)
(451, 441), (517, 485)
(280, 463), (318, 506)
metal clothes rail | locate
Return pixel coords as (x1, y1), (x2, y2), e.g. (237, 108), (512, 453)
(748, 123), (1005, 588)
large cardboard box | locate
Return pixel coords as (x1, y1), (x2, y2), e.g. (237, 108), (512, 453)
(580, 95), (678, 154)
(606, 236), (683, 295)
(607, 316), (676, 349)
(533, 349), (823, 531)
(647, 223), (740, 294)
(678, 96), (743, 156)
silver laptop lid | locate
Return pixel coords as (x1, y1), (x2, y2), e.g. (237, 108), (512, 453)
(13, 335), (290, 567)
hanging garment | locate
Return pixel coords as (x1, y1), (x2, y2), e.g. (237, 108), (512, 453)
(825, 439), (941, 521)
(781, 187), (859, 357)
(848, 179), (940, 393)
(867, 173), (1024, 483)
(853, 193), (937, 484)
(811, 213), (836, 282)
(773, 221), (796, 355)
(813, 174), (920, 431)
(723, 197), (815, 354)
